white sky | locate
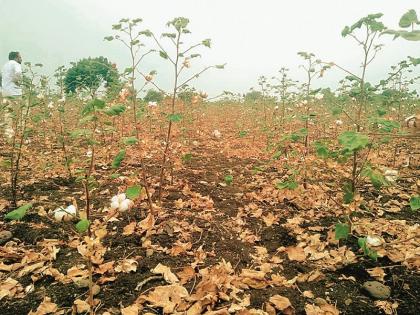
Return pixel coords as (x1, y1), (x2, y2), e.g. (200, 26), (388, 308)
(1, 0), (419, 96)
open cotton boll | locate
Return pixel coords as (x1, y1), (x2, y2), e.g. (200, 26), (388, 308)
(53, 205), (77, 222)
(118, 199), (134, 212)
(110, 200), (120, 210)
(366, 235), (383, 247)
(117, 193), (127, 203)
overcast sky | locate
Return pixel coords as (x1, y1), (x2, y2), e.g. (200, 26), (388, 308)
(1, 0), (419, 96)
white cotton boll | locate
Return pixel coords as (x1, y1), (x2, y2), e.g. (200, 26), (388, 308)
(335, 119), (343, 126)
(384, 169), (398, 183)
(110, 200), (120, 210)
(117, 193), (126, 203)
(212, 130), (222, 139)
(366, 235), (382, 247)
(66, 205), (77, 214)
(274, 106), (279, 110)
(148, 101), (157, 108)
(118, 199), (134, 212)
(111, 195), (119, 204)
(47, 102), (54, 109)
(86, 150), (92, 158)
(53, 205), (76, 222)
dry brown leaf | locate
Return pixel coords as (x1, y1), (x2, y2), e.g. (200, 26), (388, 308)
(269, 295), (295, 314)
(141, 284), (189, 313)
(74, 299), (90, 313)
(115, 259), (138, 273)
(177, 266), (195, 284)
(96, 261), (114, 274)
(303, 291), (315, 299)
(186, 302), (202, 315)
(286, 246), (307, 262)
(139, 213), (155, 232)
(367, 267), (386, 282)
(28, 297), (58, 315)
(121, 304), (139, 315)
(151, 263), (179, 284)
(0, 277), (24, 300)
(123, 222), (137, 236)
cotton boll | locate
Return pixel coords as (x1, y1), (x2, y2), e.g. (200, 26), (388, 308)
(53, 205), (76, 222)
(118, 199), (134, 212)
(66, 205), (77, 214)
(117, 193), (126, 203)
(212, 130), (222, 139)
(366, 235), (382, 247)
(335, 119), (343, 126)
(111, 195), (119, 204)
(53, 207), (66, 222)
(110, 200), (120, 210)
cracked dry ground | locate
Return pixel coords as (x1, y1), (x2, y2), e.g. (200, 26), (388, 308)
(1, 138), (419, 315)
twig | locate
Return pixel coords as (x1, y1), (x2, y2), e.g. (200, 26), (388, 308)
(135, 275), (163, 291)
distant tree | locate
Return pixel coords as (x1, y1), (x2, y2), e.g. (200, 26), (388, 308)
(143, 89), (164, 103)
(244, 90), (263, 103)
(64, 56), (119, 98)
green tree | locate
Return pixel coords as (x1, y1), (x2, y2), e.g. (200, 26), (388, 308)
(143, 89), (164, 103)
(64, 56), (119, 98)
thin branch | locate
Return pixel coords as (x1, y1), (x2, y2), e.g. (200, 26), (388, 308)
(176, 66), (214, 90)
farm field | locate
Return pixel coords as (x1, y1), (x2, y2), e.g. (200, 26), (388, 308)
(0, 3), (419, 315)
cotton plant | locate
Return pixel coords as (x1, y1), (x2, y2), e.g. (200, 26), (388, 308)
(110, 193), (134, 212)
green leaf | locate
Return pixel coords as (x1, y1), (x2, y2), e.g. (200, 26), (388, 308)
(104, 36), (114, 41)
(159, 51), (169, 59)
(314, 142), (330, 159)
(338, 131), (369, 152)
(399, 9), (419, 28)
(126, 185), (142, 200)
(239, 130), (248, 138)
(275, 179), (298, 190)
(168, 113), (182, 122)
(335, 223), (350, 240)
(5, 203), (32, 221)
(410, 196), (420, 211)
(358, 237), (378, 261)
(123, 136), (138, 146)
(224, 175), (233, 185)
(202, 39), (211, 48)
(112, 149), (126, 168)
(105, 104), (126, 116)
(76, 219), (90, 233)
(181, 153), (193, 163)
(110, 173), (120, 179)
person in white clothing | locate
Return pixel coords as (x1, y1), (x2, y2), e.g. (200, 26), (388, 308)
(1, 52), (23, 97)
(1, 51), (23, 138)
